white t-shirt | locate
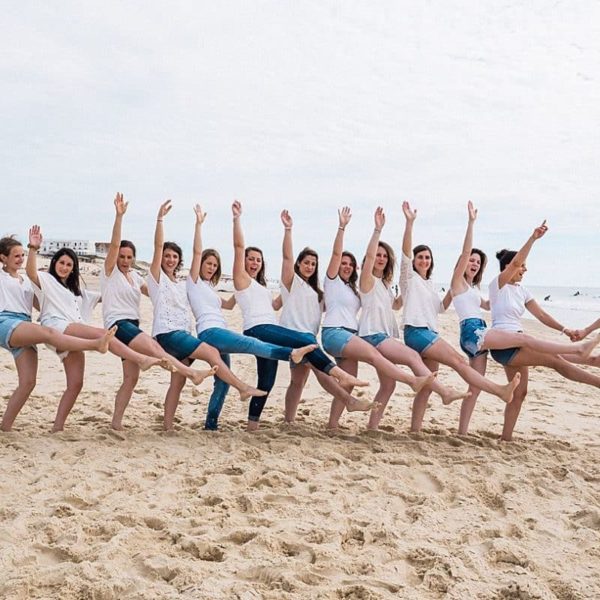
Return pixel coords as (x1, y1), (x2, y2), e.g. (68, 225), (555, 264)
(279, 274), (323, 335)
(33, 272), (100, 331)
(400, 253), (444, 331)
(0, 270), (34, 315)
(358, 278), (400, 337)
(100, 267), (144, 328)
(147, 271), (192, 337)
(322, 275), (360, 330)
(187, 277), (227, 334)
(452, 285), (484, 322)
(235, 279), (277, 331)
(489, 276), (533, 331)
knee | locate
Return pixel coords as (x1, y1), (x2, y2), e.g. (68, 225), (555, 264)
(121, 373), (139, 391)
(19, 376), (36, 395)
(67, 378), (84, 394)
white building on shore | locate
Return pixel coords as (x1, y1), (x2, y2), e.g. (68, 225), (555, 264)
(40, 240), (110, 259)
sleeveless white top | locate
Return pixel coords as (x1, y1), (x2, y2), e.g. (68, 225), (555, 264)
(400, 253), (444, 330)
(147, 271), (192, 337)
(235, 279), (277, 331)
(358, 278), (400, 337)
(489, 276), (533, 332)
(279, 274), (323, 335)
(187, 277), (227, 334)
(100, 267), (144, 328)
(0, 270), (34, 315)
(452, 285), (483, 322)
(322, 275), (360, 330)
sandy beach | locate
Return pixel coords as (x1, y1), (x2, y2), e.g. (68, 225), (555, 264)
(1, 269), (600, 599)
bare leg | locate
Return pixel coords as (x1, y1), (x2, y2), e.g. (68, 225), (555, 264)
(367, 375), (397, 430)
(0, 348), (38, 431)
(328, 365), (369, 388)
(111, 360), (140, 430)
(284, 363), (310, 422)
(312, 368), (373, 412)
(500, 366), (529, 441)
(164, 371), (187, 431)
(52, 351), (85, 432)
(411, 357), (437, 432)
(423, 338), (520, 403)
(458, 353), (487, 435)
(560, 353), (600, 368)
(327, 358), (357, 429)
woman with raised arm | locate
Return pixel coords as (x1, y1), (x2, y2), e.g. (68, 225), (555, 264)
(0, 237), (116, 431)
(400, 201), (521, 431)
(450, 203), (600, 435)
(231, 200), (371, 431)
(101, 193), (215, 430)
(148, 200), (267, 430)
(25, 227), (165, 432)
(356, 207), (467, 431)
(320, 207), (436, 429)
(187, 204), (316, 430)
(481, 223), (600, 441)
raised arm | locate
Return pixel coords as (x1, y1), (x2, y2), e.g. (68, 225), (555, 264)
(359, 207), (385, 294)
(326, 207), (351, 279)
(105, 193), (128, 276)
(189, 204), (206, 283)
(150, 200), (172, 282)
(26, 226), (42, 288)
(232, 200), (252, 291)
(450, 201), (477, 294)
(525, 299), (570, 335)
(498, 220), (548, 288)
(401, 201), (417, 258)
(280, 210), (294, 291)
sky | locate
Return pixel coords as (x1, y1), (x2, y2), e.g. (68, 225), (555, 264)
(2, 1), (599, 286)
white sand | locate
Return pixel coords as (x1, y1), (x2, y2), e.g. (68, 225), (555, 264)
(1, 272), (600, 599)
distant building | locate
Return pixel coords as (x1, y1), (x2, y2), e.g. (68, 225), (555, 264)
(40, 240), (110, 258)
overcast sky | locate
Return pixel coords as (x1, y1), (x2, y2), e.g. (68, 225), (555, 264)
(2, 1), (599, 286)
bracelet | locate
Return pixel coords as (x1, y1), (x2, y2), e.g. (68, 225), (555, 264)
(560, 326), (566, 334)
(338, 227), (345, 231)
(284, 227), (292, 231)
(27, 244), (39, 251)
(156, 219), (163, 222)
(374, 228), (382, 233)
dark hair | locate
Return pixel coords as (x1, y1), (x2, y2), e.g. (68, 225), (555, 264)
(294, 247), (323, 302)
(412, 244), (434, 280)
(341, 251), (359, 296)
(496, 249), (516, 272)
(0, 236), (22, 260)
(469, 248), (487, 287)
(201, 249), (222, 286)
(49, 248), (82, 296)
(245, 246), (266, 287)
(378, 241), (396, 285)
(163, 242), (183, 273)
(119, 240), (136, 257)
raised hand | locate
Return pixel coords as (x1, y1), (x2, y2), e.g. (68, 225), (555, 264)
(29, 225), (43, 248)
(467, 200), (478, 222)
(157, 200), (172, 220)
(374, 206), (385, 231)
(532, 220), (548, 240)
(194, 204), (207, 225)
(402, 201), (417, 222)
(338, 206), (352, 228)
(232, 200), (242, 219)
(114, 192), (128, 216)
(281, 209), (293, 229)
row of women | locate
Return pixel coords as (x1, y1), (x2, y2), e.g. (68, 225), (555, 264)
(1, 197), (599, 440)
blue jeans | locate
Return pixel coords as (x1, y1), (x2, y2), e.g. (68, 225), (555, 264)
(204, 353), (230, 430)
(244, 324), (336, 421)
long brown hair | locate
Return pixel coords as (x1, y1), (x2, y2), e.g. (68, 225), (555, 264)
(245, 246), (267, 287)
(378, 241), (396, 285)
(294, 247), (323, 302)
(201, 248), (222, 286)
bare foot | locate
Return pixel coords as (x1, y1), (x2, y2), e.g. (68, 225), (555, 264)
(111, 422), (125, 431)
(440, 387), (472, 406)
(190, 365), (218, 386)
(97, 326), (117, 353)
(139, 357), (164, 372)
(158, 357), (178, 373)
(346, 397), (376, 412)
(579, 333), (600, 360)
(411, 372), (437, 393)
(239, 386), (268, 402)
(290, 344), (318, 364)
(498, 373), (521, 404)
(336, 372), (370, 388)
(51, 425), (64, 433)
(247, 420), (260, 432)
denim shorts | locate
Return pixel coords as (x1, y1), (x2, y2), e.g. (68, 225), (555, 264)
(155, 329), (202, 362)
(459, 318), (489, 359)
(490, 347), (520, 366)
(111, 319), (143, 346)
(0, 311), (32, 359)
(322, 327), (357, 358)
(360, 332), (389, 348)
(403, 325), (439, 354)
